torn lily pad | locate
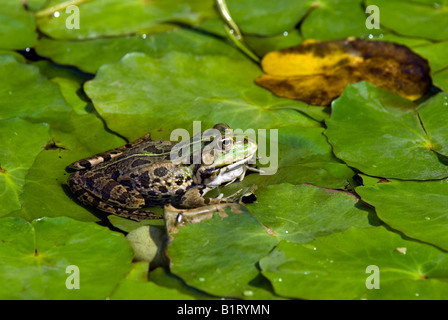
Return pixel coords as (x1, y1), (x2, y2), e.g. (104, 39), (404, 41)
(256, 39), (431, 106)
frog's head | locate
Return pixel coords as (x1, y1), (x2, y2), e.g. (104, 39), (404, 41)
(195, 123), (258, 188)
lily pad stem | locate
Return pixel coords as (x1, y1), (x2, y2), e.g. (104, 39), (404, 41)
(216, 0), (260, 63)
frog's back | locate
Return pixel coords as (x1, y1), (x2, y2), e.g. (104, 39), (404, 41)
(92, 140), (195, 205)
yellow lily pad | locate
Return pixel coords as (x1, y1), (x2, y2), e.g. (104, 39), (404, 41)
(256, 39), (431, 106)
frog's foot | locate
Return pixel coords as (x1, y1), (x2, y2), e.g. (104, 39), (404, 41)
(178, 185), (257, 208)
(222, 185), (258, 203)
(246, 166), (265, 174)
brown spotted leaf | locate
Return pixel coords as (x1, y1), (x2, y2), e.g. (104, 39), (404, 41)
(256, 39), (432, 106)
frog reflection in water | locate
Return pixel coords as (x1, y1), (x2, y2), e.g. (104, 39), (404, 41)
(67, 124), (259, 221)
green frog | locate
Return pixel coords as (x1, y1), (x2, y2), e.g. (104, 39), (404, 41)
(67, 124), (259, 221)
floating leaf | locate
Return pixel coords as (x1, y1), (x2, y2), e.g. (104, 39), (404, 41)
(260, 227), (448, 300)
(417, 93), (448, 157)
(0, 0), (37, 50)
(167, 183), (377, 298)
(0, 118), (50, 217)
(36, 0), (214, 39)
(356, 178), (448, 251)
(11, 111), (126, 222)
(325, 82), (448, 180)
(434, 69), (448, 92)
(256, 39), (431, 105)
(0, 55), (72, 131)
(224, 0), (378, 40)
(84, 51), (321, 140)
(246, 184), (378, 244)
(167, 204), (279, 299)
(35, 28), (245, 74)
(365, 0), (448, 41)
(0, 217), (133, 299)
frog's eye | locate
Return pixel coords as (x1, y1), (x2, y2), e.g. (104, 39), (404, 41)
(221, 137), (233, 151)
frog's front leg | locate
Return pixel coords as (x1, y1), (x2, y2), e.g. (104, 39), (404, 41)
(177, 185), (239, 208)
(68, 170), (161, 221)
(68, 133), (152, 170)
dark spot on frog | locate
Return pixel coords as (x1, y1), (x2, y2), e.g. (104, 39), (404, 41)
(158, 186), (168, 194)
(153, 178), (161, 183)
(100, 183), (116, 199)
(175, 188), (185, 196)
(111, 171), (120, 180)
(146, 191), (158, 197)
(79, 160), (92, 169)
(154, 167), (168, 177)
(144, 145), (163, 154)
(119, 179), (134, 189)
(138, 173), (151, 188)
(131, 159), (152, 168)
(201, 168), (217, 179)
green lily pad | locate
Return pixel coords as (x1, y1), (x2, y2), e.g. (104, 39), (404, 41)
(0, 216), (133, 299)
(325, 82), (448, 180)
(365, 0), (448, 41)
(0, 118), (50, 217)
(0, 55), (72, 131)
(367, 33), (431, 48)
(84, 51), (321, 140)
(11, 111), (126, 222)
(32, 59), (91, 85)
(246, 183), (379, 244)
(35, 28), (245, 74)
(36, 0), (214, 40)
(224, 0), (380, 40)
(0, 51), (26, 63)
(9, 75), (125, 222)
(434, 68), (448, 92)
(417, 93), (448, 157)
(356, 178), (448, 251)
(245, 29), (303, 58)
(109, 262), (195, 300)
(167, 182), (378, 299)
(168, 204), (279, 299)
(0, 1), (37, 50)
(260, 227), (448, 300)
